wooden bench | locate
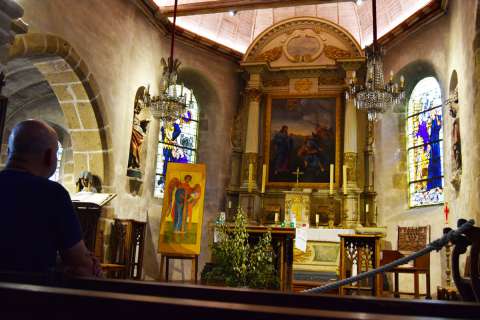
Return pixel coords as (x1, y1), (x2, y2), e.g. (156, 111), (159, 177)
(0, 281), (478, 320)
(1, 271), (480, 319)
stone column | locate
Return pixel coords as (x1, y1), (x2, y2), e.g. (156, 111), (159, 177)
(342, 69), (362, 228)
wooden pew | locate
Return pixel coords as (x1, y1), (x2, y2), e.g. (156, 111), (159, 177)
(0, 281), (474, 320)
(1, 271), (480, 319)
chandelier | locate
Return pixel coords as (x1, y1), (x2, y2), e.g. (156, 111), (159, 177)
(149, 0), (192, 123)
(347, 0), (405, 121)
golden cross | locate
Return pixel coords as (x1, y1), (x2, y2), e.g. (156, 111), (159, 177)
(291, 167), (304, 187)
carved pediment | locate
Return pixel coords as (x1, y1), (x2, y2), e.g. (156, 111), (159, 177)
(243, 17), (362, 69)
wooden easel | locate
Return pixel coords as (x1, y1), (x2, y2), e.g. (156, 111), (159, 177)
(160, 253), (198, 283)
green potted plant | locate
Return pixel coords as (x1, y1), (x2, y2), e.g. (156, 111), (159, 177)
(201, 209), (279, 289)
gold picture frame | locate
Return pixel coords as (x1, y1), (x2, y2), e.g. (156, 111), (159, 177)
(264, 94), (342, 189)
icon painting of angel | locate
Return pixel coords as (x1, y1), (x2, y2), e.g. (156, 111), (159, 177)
(158, 163), (206, 255)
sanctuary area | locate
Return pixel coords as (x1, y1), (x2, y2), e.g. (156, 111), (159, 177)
(1, 0), (480, 318)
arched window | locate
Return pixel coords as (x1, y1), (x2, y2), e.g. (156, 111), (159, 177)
(154, 85), (199, 198)
(407, 77), (444, 207)
(49, 141), (63, 182)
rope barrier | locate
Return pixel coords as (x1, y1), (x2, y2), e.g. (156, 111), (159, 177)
(304, 219), (475, 294)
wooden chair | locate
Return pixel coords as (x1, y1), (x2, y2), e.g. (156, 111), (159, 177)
(381, 226), (431, 299)
(101, 219), (129, 278)
(101, 219), (147, 279)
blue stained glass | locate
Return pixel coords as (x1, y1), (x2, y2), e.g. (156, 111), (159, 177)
(407, 77), (444, 207)
(154, 85), (199, 198)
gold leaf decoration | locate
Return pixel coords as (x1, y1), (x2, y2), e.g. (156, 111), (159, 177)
(255, 46), (283, 62)
(294, 79), (313, 93)
(324, 45), (352, 60)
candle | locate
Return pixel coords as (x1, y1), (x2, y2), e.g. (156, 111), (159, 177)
(274, 212), (279, 223)
(261, 164), (266, 193)
(390, 70), (394, 82)
(329, 164), (334, 194)
(228, 201), (232, 209)
(248, 163), (253, 193)
(366, 203), (369, 212)
(315, 214), (319, 224)
(400, 75), (405, 88)
(343, 165), (347, 194)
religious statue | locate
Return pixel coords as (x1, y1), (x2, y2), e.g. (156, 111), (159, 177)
(76, 171), (99, 193)
(127, 86), (151, 179)
(448, 88), (461, 190)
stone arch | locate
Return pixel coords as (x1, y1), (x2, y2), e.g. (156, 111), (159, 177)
(178, 67), (221, 144)
(394, 60), (443, 113)
(7, 33), (112, 190)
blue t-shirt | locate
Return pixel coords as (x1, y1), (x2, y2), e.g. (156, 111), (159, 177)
(0, 169), (82, 273)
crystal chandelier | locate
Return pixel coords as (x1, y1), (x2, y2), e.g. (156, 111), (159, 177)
(149, 0), (192, 123)
(347, 0), (405, 121)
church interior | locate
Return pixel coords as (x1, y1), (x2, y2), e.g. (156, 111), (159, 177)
(1, 0), (480, 317)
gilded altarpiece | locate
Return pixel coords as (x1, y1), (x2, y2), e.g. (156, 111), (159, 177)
(228, 17), (365, 275)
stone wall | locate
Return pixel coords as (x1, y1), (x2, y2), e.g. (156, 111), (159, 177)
(378, 0), (478, 295)
(12, 0), (240, 280)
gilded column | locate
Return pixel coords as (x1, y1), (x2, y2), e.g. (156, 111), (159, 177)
(342, 69), (362, 228)
(241, 72), (262, 190)
(363, 119), (378, 226)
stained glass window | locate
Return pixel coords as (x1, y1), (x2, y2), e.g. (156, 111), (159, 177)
(154, 85), (199, 198)
(407, 77), (444, 207)
(49, 141), (63, 182)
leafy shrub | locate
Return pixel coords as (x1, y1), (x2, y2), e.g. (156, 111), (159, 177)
(202, 209), (279, 289)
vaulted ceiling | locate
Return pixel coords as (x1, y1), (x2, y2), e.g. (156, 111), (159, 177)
(153, 0), (433, 53)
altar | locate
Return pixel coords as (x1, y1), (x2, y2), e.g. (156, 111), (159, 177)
(293, 228), (355, 277)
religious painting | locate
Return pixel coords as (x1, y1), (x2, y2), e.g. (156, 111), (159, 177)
(264, 95), (341, 188)
(293, 241), (340, 274)
(127, 86), (151, 179)
(406, 77), (444, 207)
(158, 162), (206, 255)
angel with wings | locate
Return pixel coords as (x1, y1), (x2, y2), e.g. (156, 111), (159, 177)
(165, 174), (202, 233)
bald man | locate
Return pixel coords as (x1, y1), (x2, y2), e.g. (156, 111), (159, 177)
(0, 120), (100, 277)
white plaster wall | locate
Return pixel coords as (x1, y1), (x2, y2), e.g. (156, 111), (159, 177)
(378, 0), (478, 295)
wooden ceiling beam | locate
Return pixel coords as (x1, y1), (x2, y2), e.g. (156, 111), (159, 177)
(160, 0), (355, 17)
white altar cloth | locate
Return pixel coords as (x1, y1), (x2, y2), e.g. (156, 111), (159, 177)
(305, 228), (355, 242)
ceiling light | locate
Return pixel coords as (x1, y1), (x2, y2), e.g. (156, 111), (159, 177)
(356, 0), (363, 5)
(149, 0), (192, 123)
(229, 10), (237, 17)
(347, 0), (405, 122)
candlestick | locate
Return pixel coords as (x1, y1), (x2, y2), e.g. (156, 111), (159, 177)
(329, 164), (334, 194)
(343, 165), (347, 194)
(315, 214), (319, 225)
(390, 70), (394, 82)
(248, 162), (253, 193)
(366, 203), (369, 213)
(274, 212), (279, 224)
(261, 164), (266, 193)
(400, 75), (405, 88)
(228, 200), (232, 209)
